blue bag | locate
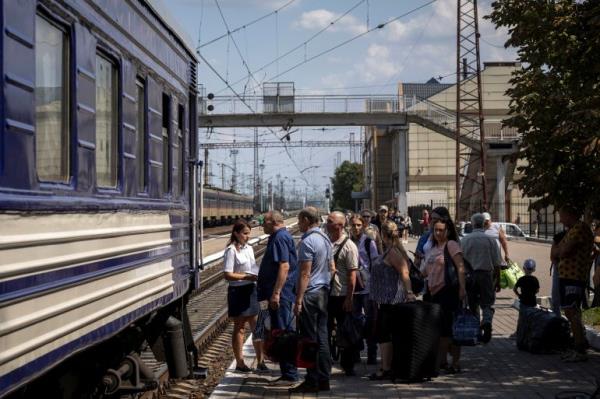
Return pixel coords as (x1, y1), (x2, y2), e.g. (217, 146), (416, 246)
(452, 307), (480, 346)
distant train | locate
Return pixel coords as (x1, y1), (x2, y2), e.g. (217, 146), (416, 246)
(0, 1), (204, 397)
(202, 187), (254, 226)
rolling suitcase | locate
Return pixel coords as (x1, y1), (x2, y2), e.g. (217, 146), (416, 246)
(516, 306), (571, 354)
(390, 301), (441, 382)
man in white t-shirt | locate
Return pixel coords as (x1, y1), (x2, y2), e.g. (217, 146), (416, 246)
(482, 212), (509, 262)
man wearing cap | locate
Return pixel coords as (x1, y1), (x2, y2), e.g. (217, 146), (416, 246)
(482, 212), (509, 262)
(373, 205), (391, 232)
(461, 213), (503, 343)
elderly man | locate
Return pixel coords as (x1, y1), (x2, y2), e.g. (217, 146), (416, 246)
(461, 213), (503, 343)
(256, 211), (298, 383)
(291, 207), (333, 393)
(326, 211), (359, 376)
(482, 212), (510, 262)
(556, 205), (593, 362)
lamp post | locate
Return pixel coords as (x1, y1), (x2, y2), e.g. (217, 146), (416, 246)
(259, 163), (265, 212)
(218, 162), (235, 191)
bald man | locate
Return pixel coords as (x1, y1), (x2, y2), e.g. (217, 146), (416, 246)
(325, 211), (359, 376)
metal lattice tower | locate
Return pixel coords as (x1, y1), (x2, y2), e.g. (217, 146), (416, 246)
(456, 0), (487, 221)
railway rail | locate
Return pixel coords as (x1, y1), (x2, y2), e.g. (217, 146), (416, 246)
(138, 221), (298, 399)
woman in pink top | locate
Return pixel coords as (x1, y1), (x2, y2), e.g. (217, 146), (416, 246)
(421, 217), (467, 373)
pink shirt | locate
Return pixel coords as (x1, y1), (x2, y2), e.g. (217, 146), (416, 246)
(421, 240), (462, 295)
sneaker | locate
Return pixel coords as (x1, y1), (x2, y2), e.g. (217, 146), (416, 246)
(344, 369), (356, 377)
(562, 352), (588, 363)
(256, 362), (269, 372)
(289, 381), (319, 393)
(481, 323), (492, 343)
(235, 364), (253, 373)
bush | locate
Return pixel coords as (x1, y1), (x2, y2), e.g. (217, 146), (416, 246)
(582, 307), (600, 326)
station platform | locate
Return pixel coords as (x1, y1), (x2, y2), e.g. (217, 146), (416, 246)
(209, 296), (600, 398)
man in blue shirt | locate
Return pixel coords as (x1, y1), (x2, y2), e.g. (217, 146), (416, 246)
(257, 211), (299, 382)
(290, 207), (333, 393)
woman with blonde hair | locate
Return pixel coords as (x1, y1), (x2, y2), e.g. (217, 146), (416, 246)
(368, 220), (416, 380)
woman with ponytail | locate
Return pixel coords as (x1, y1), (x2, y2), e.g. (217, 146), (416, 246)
(368, 220), (416, 380)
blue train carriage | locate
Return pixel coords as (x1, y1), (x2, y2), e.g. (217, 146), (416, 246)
(0, 0), (201, 397)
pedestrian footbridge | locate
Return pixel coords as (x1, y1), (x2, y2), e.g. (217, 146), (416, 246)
(197, 94), (519, 151)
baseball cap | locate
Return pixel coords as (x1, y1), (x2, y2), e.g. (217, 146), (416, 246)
(482, 212), (492, 221)
(379, 205), (389, 212)
(523, 258), (536, 271)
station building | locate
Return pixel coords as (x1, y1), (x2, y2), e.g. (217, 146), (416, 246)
(361, 62), (542, 227)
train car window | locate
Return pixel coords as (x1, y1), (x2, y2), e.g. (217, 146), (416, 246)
(95, 53), (118, 188)
(178, 104), (184, 194)
(162, 93), (171, 195)
(35, 14), (70, 183)
(136, 77), (147, 192)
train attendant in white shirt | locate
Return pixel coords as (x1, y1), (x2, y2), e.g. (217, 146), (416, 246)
(223, 219), (263, 373)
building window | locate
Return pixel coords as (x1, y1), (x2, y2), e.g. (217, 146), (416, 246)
(136, 77), (146, 192)
(162, 94), (171, 194)
(178, 104), (185, 194)
(35, 14), (70, 183)
(95, 53), (118, 188)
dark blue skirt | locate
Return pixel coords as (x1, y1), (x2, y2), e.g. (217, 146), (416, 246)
(228, 283), (259, 318)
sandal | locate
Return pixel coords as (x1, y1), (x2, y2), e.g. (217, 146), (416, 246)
(368, 370), (393, 380)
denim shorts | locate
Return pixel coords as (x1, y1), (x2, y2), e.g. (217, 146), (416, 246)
(559, 278), (585, 309)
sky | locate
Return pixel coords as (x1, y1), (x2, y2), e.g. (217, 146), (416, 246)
(161, 0), (517, 199)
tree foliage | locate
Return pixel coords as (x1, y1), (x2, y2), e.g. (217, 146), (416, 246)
(488, 0), (600, 217)
(331, 161), (363, 211)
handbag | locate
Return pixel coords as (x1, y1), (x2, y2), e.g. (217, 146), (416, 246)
(296, 338), (318, 368)
(444, 244), (473, 290)
(336, 313), (365, 349)
(505, 259), (524, 289)
(444, 244), (459, 288)
(408, 257), (425, 294)
(264, 328), (300, 364)
(452, 306), (480, 346)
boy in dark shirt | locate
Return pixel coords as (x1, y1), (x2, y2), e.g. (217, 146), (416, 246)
(514, 259), (540, 307)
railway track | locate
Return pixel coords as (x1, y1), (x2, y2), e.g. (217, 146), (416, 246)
(138, 223), (298, 399)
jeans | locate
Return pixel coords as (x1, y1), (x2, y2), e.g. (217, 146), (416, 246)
(299, 288), (331, 385)
(551, 262), (561, 315)
(269, 299), (298, 380)
(468, 270), (496, 326)
(353, 293), (377, 360)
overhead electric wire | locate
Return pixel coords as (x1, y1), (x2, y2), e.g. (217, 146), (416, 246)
(197, 0), (297, 49)
(262, 0), (438, 84)
(197, 51), (310, 185)
(376, 5), (435, 94)
(214, 0), (262, 92)
(215, 0), (366, 94)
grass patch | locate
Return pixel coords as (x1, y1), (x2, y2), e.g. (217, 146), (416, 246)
(582, 307), (600, 326)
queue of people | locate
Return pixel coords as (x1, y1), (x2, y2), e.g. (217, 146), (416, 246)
(221, 203), (598, 393)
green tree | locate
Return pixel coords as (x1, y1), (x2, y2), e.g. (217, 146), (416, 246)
(331, 161), (363, 211)
(488, 1), (600, 217)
